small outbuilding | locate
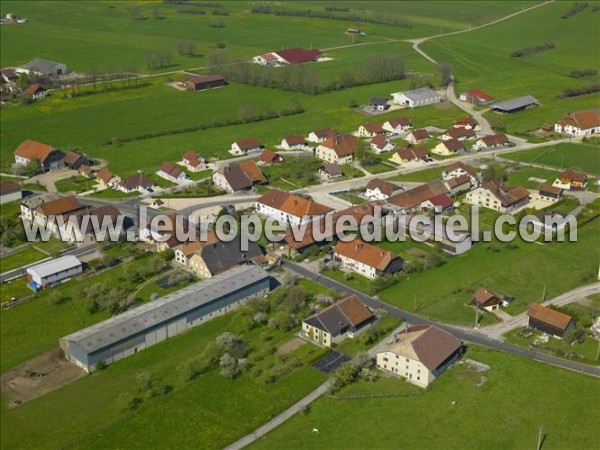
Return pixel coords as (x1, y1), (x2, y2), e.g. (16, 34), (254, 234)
(527, 303), (575, 338)
(471, 288), (500, 312)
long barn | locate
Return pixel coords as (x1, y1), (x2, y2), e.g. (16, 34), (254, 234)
(60, 265), (270, 372)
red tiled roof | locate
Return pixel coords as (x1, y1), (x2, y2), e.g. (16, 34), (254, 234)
(14, 140), (56, 162)
(311, 128), (337, 139)
(0, 180), (20, 194)
(159, 161), (184, 178)
(260, 150), (283, 164)
(558, 110), (600, 130)
(238, 160), (267, 184)
(386, 117), (411, 128)
(275, 47), (322, 64)
(466, 89), (493, 102)
(409, 129), (429, 140)
(472, 288), (499, 306)
(441, 138), (465, 152)
(394, 146), (429, 161)
(334, 239), (398, 271)
(97, 168), (115, 184)
(444, 127), (475, 139)
(370, 135), (391, 150)
(320, 134), (358, 157)
(234, 137), (261, 151)
(37, 195), (81, 217)
(283, 135), (305, 146)
(527, 303), (573, 331)
(24, 83), (45, 95)
(559, 169), (588, 184)
(480, 134), (508, 146)
(445, 161), (476, 177)
(366, 178), (401, 196)
(182, 151), (204, 168)
(427, 193), (453, 208)
(257, 189), (333, 219)
(361, 122), (384, 134)
(388, 180), (449, 209)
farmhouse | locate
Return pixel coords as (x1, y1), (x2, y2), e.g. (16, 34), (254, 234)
(473, 133), (509, 150)
(117, 173), (155, 193)
(376, 325), (462, 388)
(471, 288), (500, 312)
(465, 180), (530, 213)
(369, 97), (390, 111)
(231, 138), (262, 155)
(389, 147), (429, 165)
(433, 138), (465, 156)
(157, 161), (188, 182)
(554, 110), (600, 136)
(255, 189), (333, 226)
(212, 161), (266, 193)
(260, 150), (284, 165)
(60, 266), (270, 372)
(281, 135), (306, 150)
(553, 170), (588, 190)
(459, 88), (494, 105)
(27, 255), (83, 290)
(370, 135), (395, 154)
(253, 47), (323, 66)
(14, 139), (65, 170)
(405, 129), (429, 144)
(301, 295), (374, 347)
(444, 174), (472, 195)
(0, 180), (21, 204)
(307, 128), (337, 143)
(32, 195), (82, 230)
(442, 127), (475, 141)
(97, 168), (120, 187)
(491, 95), (538, 113)
(391, 87), (442, 108)
(538, 183), (563, 201)
(56, 205), (122, 243)
(188, 234), (264, 278)
(334, 239), (403, 280)
(62, 151), (91, 170)
(174, 241), (203, 267)
(24, 83), (47, 99)
(182, 151), (206, 172)
(18, 58), (67, 76)
(382, 117), (411, 134)
(387, 180), (449, 213)
(397, 214), (472, 255)
(527, 303), (575, 339)
(315, 134), (358, 164)
(20, 193), (60, 222)
(364, 178), (402, 200)
(319, 163), (342, 180)
(179, 74), (225, 91)
(357, 122), (385, 137)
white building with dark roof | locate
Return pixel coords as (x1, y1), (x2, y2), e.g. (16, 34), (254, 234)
(60, 266), (270, 372)
(391, 87), (442, 108)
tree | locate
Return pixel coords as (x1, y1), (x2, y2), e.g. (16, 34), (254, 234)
(283, 285), (307, 312)
(128, 5), (144, 21)
(438, 61), (453, 87)
(175, 39), (197, 56)
(355, 139), (369, 163)
(482, 165), (497, 182)
(47, 290), (64, 305)
(152, 7), (163, 20)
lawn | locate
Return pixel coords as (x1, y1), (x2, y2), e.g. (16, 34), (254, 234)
(154, 180), (225, 199)
(252, 345), (600, 450)
(422, 2), (600, 136)
(0, 278), (32, 303)
(54, 175), (97, 194)
(335, 314), (402, 357)
(389, 165), (444, 183)
(0, 311), (326, 450)
(503, 165), (562, 189)
(262, 156), (324, 190)
(376, 218), (600, 324)
(88, 188), (139, 199)
(503, 142), (600, 175)
(0, 245), (47, 272)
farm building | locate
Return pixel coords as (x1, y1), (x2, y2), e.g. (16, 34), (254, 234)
(527, 303), (575, 338)
(376, 325), (463, 388)
(391, 87), (442, 108)
(60, 266), (271, 372)
(17, 58), (67, 77)
(491, 95), (538, 113)
(179, 74), (225, 91)
(0, 180), (21, 204)
(459, 88), (493, 105)
(301, 295), (374, 347)
(27, 255), (83, 290)
(471, 288), (500, 312)
(24, 83), (47, 99)
(554, 110), (600, 136)
(334, 239), (403, 279)
(14, 139), (65, 170)
(252, 47), (323, 66)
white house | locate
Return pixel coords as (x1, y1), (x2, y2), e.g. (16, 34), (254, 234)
(334, 239), (403, 280)
(364, 178), (402, 200)
(357, 123), (385, 138)
(391, 87), (442, 108)
(307, 128), (337, 143)
(554, 110), (600, 136)
(315, 134), (357, 164)
(182, 151), (206, 172)
(465, 180), (530, 213)
(376, 325), (462, 388)
(156, 162), (188, 182)
(433, 139), (464, 156)
(116, 173), (155, 193)
(472, 134), (509, 151)
(405, 129), (429, 144)
(281, 135), (306, 150)
(255, 189), (333, 227)
(370, 135), (395, 154)
(0, 180), (22, 205)
(231, 138), (262, 155)
(382, 117), (411, 134)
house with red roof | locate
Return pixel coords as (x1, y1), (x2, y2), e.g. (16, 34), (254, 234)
(554, 110), (600, 136)
(382, 117), (412, 134)
(253, 47), (323, 66)
(315, 134), (358, 164)
(357, 122), (385, 138)
(433, 138), (465, 156)
(255, 189), (333, 227)
(405, 129), (429, 144)
(334, 239), (403, 280)
(24, 83), (47, 99)
(157, 161), (188, 182)
(370, 135), (395, 154)
(14, 139), (65, 170)
(459, 88), (494, 105)
(420, 192), (454, 213)
(231, 138), (262, 155)
(281, 135), (306, 150)
(179, 74), (225, 91)
(259, 150), (284, 166)
(182, 151), (206, 172)
(552, 169), (588, 190)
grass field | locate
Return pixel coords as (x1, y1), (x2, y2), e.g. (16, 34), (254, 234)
(252, 345), (600, 450)
(376, 218), (600, 324)
(0, 239), (70, 272)
(422, 2), (600, 135)
(503, 142), (600, 175)
(0, 311), (326, 449)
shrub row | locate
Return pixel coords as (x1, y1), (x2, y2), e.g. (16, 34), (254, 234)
(510, 41), (555, 57)
(561, 2), (588, 19)
(560, 82), (600, 98)
(569, 68), (597, 78)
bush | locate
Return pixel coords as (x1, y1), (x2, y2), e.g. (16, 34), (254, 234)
(561, 2), (588, 19)
(511, 42), (555, 57)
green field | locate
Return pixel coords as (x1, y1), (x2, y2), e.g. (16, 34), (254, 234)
(503, 142), (600, 175)
(252, 345), (600, 450)
(422, 2), (600, 135)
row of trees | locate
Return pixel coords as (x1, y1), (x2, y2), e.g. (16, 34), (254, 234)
(560, 82), (600, 98)
(206, 53), (407, 95)
(561, 2), (588, 19)
(510, 41), (555, 58)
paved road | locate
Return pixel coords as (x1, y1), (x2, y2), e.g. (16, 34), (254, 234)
(0, 243), (98, 282)
(224, 379), (334, 450)
(282, 260), (600, 378)
(446, 80), (494, 134)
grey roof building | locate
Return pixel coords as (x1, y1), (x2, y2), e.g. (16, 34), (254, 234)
(491, 95), (539, 113)
(27, 255), (83, 288)
(19, 59), (67, 77)
(60, 265), (270, 371)
(199, 234), (264, 276)
(391, 87), (442, 108)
